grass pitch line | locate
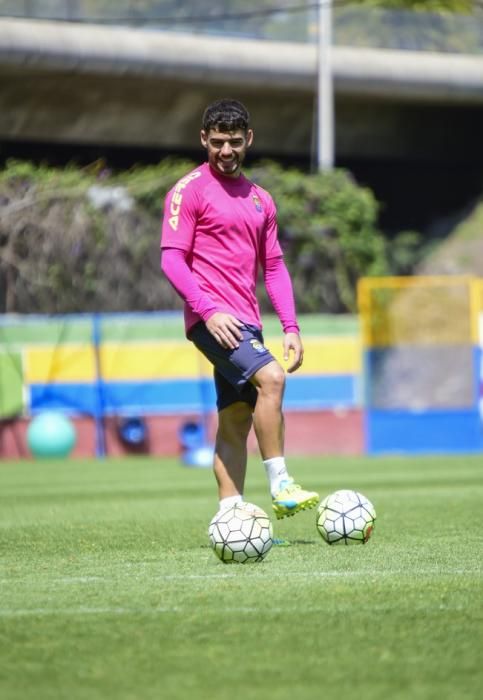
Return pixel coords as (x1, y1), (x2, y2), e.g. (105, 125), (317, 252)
(0, 601), (473, 618)
(153, 567), (479, 580)
(0, 566), (479, 589)
(0, 606), (182, 617)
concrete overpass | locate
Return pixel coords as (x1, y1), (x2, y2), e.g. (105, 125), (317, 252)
(1, 16), (483, 164)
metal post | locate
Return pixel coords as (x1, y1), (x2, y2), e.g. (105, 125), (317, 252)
(317, 0), (334, 171)
(92, 313), (106, 458)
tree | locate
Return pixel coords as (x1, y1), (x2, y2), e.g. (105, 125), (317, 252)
(347, 1), (475, 11)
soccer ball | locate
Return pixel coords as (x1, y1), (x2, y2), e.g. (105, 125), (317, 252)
(208, 502), (273, 564)
(316, 490), (376, 545)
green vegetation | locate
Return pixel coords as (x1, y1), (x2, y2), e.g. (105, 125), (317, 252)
(60, 0), (479, 16)
(83, 1), (483, 50)
(350, 0), (475, 10)
(416, 199), (483, 275)
(0, 158), (388, 315)
(335, 1), (483, 54)
(0, 454), (481, 700)
(249, 162), (387, 312)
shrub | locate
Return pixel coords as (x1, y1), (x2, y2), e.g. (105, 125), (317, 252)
(0, 158), (388, 314)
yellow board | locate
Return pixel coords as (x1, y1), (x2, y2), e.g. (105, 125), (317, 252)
(265, 336), (361, 374)
(25, 336), (360, 383)
(100, 343), (203, 379)
(25, 346), (96, 382)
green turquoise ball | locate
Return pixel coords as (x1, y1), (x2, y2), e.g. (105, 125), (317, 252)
(27, 411), (76, 458)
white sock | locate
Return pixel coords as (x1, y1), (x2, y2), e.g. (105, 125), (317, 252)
(219, 494), (243, 512)
(263, 456), (291, 497)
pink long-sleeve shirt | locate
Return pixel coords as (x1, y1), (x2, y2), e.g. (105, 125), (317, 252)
(160, 162), (299, 335)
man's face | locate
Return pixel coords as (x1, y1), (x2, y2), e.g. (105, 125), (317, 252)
(200, 127), (253, 177)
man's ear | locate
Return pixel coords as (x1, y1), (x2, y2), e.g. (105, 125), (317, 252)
(246, 129), (254, 148)
(200, 130), (208, 148)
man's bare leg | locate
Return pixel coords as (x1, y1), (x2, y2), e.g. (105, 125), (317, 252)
(250, 360), (286, 459)
(214, 401), (253, 501)
(250, 360), (319, 518)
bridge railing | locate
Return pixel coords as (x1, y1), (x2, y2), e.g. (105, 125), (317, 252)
(0, 1), (483, 54)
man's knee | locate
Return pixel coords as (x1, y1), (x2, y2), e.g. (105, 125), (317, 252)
(252, 361), (285, 396)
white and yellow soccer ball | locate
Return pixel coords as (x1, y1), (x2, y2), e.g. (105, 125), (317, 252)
(208, 502), (273, 563)
(316, 489), (376, 545)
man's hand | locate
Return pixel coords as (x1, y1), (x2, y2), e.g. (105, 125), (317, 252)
(283, 332), (304, 373)
(206, 312), (244, 349)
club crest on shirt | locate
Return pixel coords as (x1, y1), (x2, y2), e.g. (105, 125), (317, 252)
(252, 195), (263, 212)
(250, 339), (267, 353)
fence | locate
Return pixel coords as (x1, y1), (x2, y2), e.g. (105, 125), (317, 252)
(0, 311), (361, 457)
(1, 2), (483, 53)
(4, 283), (482, 458)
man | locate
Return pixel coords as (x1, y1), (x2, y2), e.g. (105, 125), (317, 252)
(160, 98), (318, 519)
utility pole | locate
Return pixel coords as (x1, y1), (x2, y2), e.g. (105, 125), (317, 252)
(317, 0), (334, 171)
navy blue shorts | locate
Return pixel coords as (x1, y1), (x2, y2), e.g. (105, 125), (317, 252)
(188, 321), (275, 411)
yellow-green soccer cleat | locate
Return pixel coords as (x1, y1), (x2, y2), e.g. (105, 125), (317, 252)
(272, 479), (319, 520)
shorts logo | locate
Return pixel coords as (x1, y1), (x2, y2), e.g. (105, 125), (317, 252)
(249, 339), (267, 353)
(168, 170), (202, 231)
(252, 195), (262, 212)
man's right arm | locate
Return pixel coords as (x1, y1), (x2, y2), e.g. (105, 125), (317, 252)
(160, 174), (218, 321)
(160, 178), (243, 348)
(160, 247), (218, 322)
(161, 250), (243, 349)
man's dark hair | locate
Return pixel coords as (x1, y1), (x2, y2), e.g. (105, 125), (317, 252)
(202, 98), (250, 133)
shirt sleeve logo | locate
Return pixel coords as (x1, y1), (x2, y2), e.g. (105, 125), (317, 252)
(168, 170), (202, 231)
(252, 194), (263, 213)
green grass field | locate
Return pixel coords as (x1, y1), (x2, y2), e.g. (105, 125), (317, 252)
(0, 454), (482, 700)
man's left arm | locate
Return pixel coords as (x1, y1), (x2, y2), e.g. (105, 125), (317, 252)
(263, 255), (304, 374)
